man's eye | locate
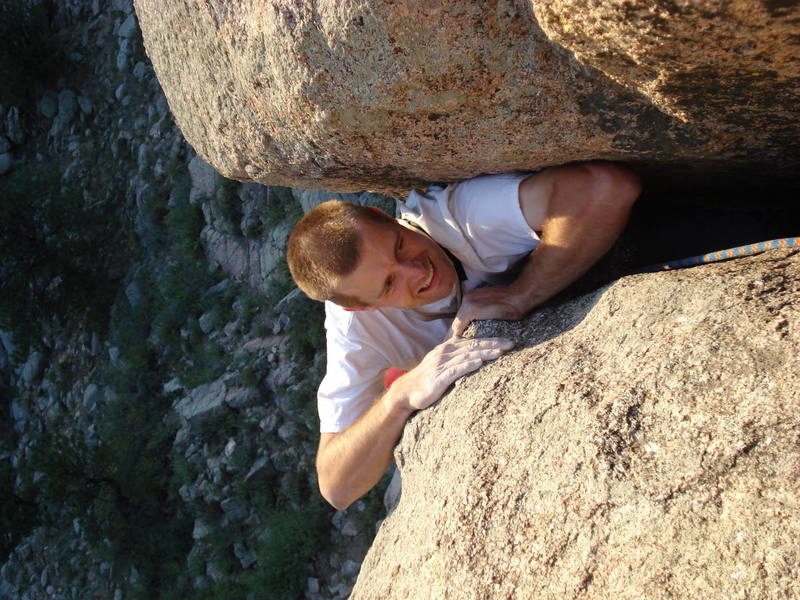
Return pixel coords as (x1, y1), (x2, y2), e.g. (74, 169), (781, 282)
(395, 235), (403, 257)
(385, 277), (394, 293)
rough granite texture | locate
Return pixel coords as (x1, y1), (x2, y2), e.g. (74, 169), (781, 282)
(533, 0), (800, 123)
(351, 249), (800, 600)
(133, 0), (800, 195)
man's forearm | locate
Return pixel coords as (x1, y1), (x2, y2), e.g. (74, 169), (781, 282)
(449, 163), (640, 336)
(509, 168), (638, 311)
(317, 388), (413, 510)
(316, 336), (514, 509)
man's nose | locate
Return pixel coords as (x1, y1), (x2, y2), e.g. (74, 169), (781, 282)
(397, 257), (427, 287)
(398, 255), (425, 273)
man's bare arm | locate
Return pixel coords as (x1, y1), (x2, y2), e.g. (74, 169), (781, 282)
(316, 336), (514, 509)
(450, 162), (640, 337)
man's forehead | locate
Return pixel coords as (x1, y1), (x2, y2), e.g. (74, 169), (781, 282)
(356, 211), (397, 232)
(354, 215), (402, 252)
(357, 221), (398, 268)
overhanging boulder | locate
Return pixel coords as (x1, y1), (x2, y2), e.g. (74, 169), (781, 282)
(134, 1), (800, 195)
(533, 0), (800, 124)
(351, 248), (800, 599)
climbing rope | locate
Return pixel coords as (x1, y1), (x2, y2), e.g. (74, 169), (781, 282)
(639, 237), (799, 273)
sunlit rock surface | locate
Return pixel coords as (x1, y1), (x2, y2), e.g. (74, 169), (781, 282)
(352, 249), (800, 599)
(135, 0), (800, 195)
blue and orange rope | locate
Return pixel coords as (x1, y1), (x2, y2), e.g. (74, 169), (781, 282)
(640, 237), (799, 273)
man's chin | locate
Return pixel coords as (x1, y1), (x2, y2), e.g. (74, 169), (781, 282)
(418, 281), (456, 308)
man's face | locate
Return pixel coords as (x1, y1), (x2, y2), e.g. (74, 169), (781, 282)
(333, 217), (458, 309)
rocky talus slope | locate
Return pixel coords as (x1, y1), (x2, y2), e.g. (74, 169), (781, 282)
(1, 1), (388, 599)
(352, 249), (800, 599)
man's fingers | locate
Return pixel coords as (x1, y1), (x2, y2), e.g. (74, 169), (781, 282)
(442, 336), (514, 355)
(438, 338), (515, 375)
(465, 346), (506, 362)
(416, 337), (516, 404)
(436, 357), (487, 388)
(441, 359), (484, 383)
(450, 285), (527, 338)
(449, 313), (470, 338)
(435, 343), (510, 387)
(450, 296), (481, 337)
(447, 343), (512, 366)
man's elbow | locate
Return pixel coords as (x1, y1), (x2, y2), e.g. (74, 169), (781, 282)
(584, 162), (641, 210)
(318, 480), (355, 511)
(317, 467), (359, 510)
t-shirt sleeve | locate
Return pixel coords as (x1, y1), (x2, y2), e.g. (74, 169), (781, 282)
(448, 172), (540, 272)
(317, 305), (390, 433)
(402, 173), (539, 279)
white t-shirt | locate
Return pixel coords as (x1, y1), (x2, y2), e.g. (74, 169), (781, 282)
(318, 173), (540, 433)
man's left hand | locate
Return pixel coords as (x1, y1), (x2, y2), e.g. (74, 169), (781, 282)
(451, 162), (641, 337)
(449, 284), (527, 337)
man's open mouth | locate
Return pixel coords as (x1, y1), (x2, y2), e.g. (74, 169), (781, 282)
(419, 256), (436, 293)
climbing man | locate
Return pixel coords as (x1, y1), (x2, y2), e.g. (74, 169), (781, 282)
(287, 162), (641, 509)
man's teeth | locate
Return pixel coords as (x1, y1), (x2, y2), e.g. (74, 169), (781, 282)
(421, 258), (433, 291)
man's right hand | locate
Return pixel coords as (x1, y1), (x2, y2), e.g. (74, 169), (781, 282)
(390, 335), (516, 411)
(316, 335), (514, 509)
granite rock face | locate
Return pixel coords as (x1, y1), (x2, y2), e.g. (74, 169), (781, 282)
(351, 248), (800, 600)
(533, 0), (800, 124)
(134, 0), (800, 195)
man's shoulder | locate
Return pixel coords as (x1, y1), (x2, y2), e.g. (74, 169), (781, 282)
(401, 173), (529, 233)
(324, 300), (353, 328)
(324, 301), (397, 343)
(325, 301), (449, 348)
(400, 184), (450, 224)
(401, 172), (539, 282)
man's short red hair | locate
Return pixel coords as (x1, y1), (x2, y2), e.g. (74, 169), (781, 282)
(287, 200), (393, 306)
